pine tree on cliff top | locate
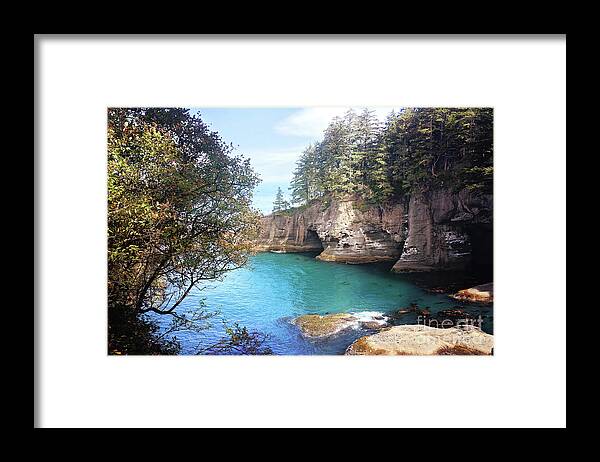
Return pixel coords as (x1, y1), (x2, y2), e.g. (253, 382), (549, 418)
(272, 187), (288, 213)
(321, 112), (355, 197)
(290, 144), (318, 205)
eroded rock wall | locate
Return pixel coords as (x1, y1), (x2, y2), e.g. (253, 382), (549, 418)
(254, 210), (324, 252)
(254, 197), (406, 263)
(315, 199), (406, 263)
(255, 189), (492, 271)
(391, 189), (492, 272)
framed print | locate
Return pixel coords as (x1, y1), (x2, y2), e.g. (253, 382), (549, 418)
(35, 34), (566, 428)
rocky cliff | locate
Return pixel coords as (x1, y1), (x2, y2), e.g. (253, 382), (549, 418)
(255, 188), (492, 272)
(255, 196), (406, 263)
(391, 189), (493, 272)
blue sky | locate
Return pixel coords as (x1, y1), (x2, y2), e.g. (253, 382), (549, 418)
(190, 107), (397, 214)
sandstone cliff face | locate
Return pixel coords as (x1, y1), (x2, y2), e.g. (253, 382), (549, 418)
(254, 210), (325, 253)
(391, 189), (492, 272)
(255, 197), (406, 263)
(255, 188), (492, 271)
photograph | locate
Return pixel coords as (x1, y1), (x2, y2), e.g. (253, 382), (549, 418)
(107, 107), (494, 356)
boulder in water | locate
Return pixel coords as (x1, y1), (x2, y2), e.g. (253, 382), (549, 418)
(292, 313), (357, 338)
(452, 283), (493, 303)
(292, 312), (389, 338)
(361, 321), (387, 330)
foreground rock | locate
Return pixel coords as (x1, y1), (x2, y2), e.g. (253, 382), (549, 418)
(345, 325), (493, 355)
(452, 283), (493, 303)
(292, 312), (388, 338)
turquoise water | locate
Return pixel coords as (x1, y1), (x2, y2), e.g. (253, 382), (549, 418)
(153, 252), (493, 355)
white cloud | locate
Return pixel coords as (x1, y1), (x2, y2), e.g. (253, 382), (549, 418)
(245, 147), (301, 169)
(274, 106), (401, 138)
(275, 108), (347, 138)
(240, 146), (302, 194)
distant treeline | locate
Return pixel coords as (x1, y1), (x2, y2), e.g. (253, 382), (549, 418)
(287, 108), (493, 208)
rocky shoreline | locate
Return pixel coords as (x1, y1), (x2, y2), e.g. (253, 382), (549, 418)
(290, 308), (494, 355)
(315, 253), (397, 264)
(253, 188), (492, 273)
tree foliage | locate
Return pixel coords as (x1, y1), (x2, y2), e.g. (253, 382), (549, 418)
(107, 108), (262, 354)
(288, 107), (493, 206)
(196, 322), (273, 355)
(271, 186), (289, 213)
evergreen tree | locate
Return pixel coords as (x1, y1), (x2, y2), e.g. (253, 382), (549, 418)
(289, 156), (308, 206)
(353, 108), (392, 201)
(382, 107), (494, 193)
(367, 137), (393, 202)
(321, 113), (354, 196)
(272, 187), (287, 213)
(287, 107), (493, 206)
(380, 110), (406, 197)
(289, 143), (322, 205)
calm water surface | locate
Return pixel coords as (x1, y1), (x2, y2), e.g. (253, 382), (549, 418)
(153, 252), (493, 355)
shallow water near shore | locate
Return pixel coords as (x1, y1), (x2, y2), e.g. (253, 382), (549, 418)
(152, 252), (493, 355)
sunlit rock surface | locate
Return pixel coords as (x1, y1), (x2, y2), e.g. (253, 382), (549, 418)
(452, 283), (494, 304)
(255, 196), (406, 263)
(292, 312), (389, 338)
(345, 324), (494, 355)
(255, 188), (492, 272)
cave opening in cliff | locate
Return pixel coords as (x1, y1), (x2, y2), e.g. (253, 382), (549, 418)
(466, 224), (493, 281)
(305, 229), (324, 251)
